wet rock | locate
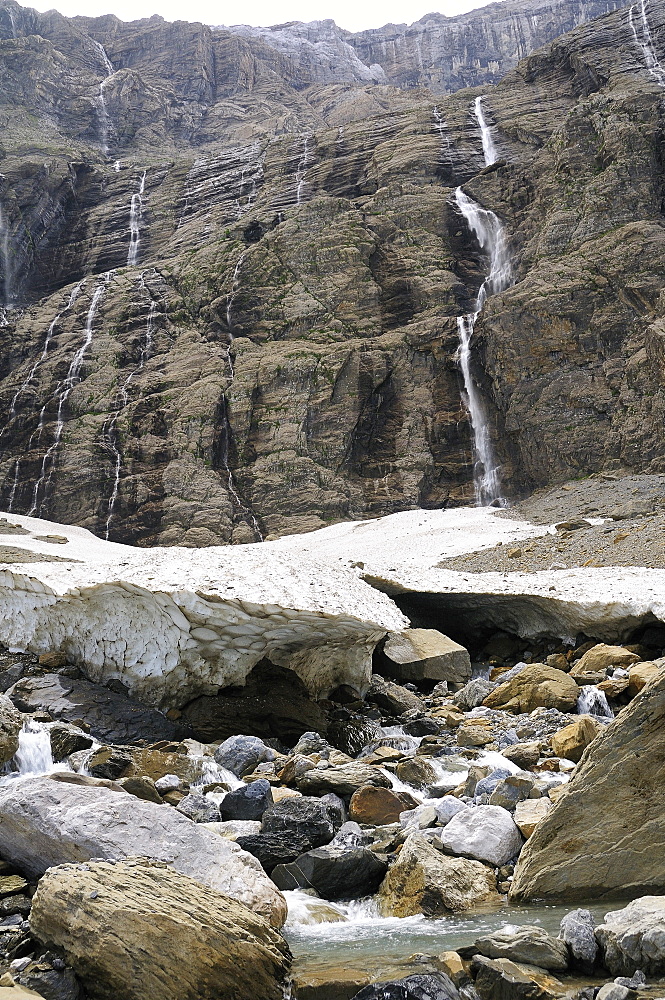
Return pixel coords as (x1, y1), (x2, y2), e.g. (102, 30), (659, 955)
(396, 757), (439, 790)
(14, 957), (81, 1000)
(472, 956), (564, 1000)
(489, 775), (540, 811)
(272, 845), (388, 900)
(351, 972), (462, 999)
(176, 792), (220, 823)
(48, 724), (93, 761)
(550, 716), (602, 763)
(7, 674), (192, 745)
(475, 769), (512, 799)
(367, 675), (424, 716)
(0, 695), (23, 766)
(0, 775), (286, 926)
(381, 630), (471, 685)
(440, 805), (523, 866)
(214, 735), (275, 778)
(484, 665), (579, 714)
(596, 897), (665, 975)
(84, 747), (133, 780)
(296, 762), (390, 797)
(472, 926), (569, 971)
(514, 799), (551, 838)
(378, 832), (499, 917)
(29, 858), (291, 1000)
(510, 666), (665, 901)
(235, 832), (314, 874)
(453, 679), (497, 712)
(349, 785), (419, 825)
(117, 776), (162, 804)
(559, 909), (598, 973)
(261, 795), (336, 847)
(220, 779), (273, 821)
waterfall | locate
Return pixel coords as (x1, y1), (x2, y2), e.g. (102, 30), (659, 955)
(0, 203), (13, 308)
(578, 685), (614, 718)
(474, 95), (499, 166)
(628, 0), (665, 85)
(295, 135), (313, 205)
(29, 272), (112, 516)
(13, 721), (54, 776)
(7, 458), (20, 512)
(454, 186), (512, 505)
(127, 170), (147, 266)
(92, 40), (115, 156)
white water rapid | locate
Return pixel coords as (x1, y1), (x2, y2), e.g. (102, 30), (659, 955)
(127, 170), (147, 266)
(577, 685), (615, 718)
(474, 95), (499, 166)
(29, 272), (112, 516)
(93, 40), (115, 155)
(13, 720), (54, 776)
(629, 0), (665, 85)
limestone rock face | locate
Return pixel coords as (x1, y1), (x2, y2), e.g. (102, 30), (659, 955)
(510, 666), (665, 900)
(484, 664), (580, 714)
(381, 629), (471, 684)
(0, 775), (287, 926)
(29, 858), (291, 1000)
(378, 832), (499, 916)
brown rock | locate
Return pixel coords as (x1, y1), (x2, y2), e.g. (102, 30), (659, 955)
(484, 664), (580, 714)
(118, 776), (163, 804)
(502, 743), (541, 770)
(349, 785), (419, 825)
(598, 676), (630, 699)
(628, 661), (661, 696)
(550, 716), (603, 763)
(573, 644), (640, 675)
(381, 629), (471, 684)
(395, 757), (439, 789)
(38, 653), (67, 668)
(0, 696), (24, 766)
(457, 725), (494, 747)
(29, 858), (291, 1000)
(431, 705), (465, 728)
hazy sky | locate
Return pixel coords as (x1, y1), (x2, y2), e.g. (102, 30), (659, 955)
(25, 0), (487, 33)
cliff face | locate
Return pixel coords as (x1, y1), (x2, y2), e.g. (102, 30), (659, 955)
(0, 0), (663, 546)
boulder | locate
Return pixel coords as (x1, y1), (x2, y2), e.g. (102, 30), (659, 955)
(573, 645), (640, 674)
(514, 799), (551, 838)
(550, 716), (602, 763)
(452, 679), (496, 712)
(502, 744), (541, 770)
(7, 674), (191, 744)
(440, 806), (523, 866)
(628, 661), (661, 696)
(0, 695), (23, 765)
(349, 786), (419, 825)
(220, 780), (273, 821)
(214, 735), (274, 778)
(475, 769), (512, 798)
(378, 833), (499, 917)
(271, 845), (388, 900)
(381, 630), (471, 684)
(489, 775), (539, 812)
(351, 973), (461, 1000)
(261, 796), (336, 846)
(434, 798), (468, 825)
(48, 723), (93, 761)
(472, 956), (564, 1000)
(559, 909), (598, 973)
(176, 792), (220, 823)
(367, 675), (424, 716)
(29, 858), (291, 1000)
(296, 763), (390, 797)
(13, 959), (81, 1000)
(510, 665), (665, 900)
(396, 757), (439, 790)
(203, 820), (261, 840)
(0, 776), (286, 927)
(484, 665), (579, 714)
(595, 896), (665, 975)
(83, 746), (133, 780)
(236, 832), (314, 874)
(117, 776), (162, 804)
(471, 926), (569, 971)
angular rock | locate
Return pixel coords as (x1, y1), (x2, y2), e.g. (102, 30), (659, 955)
(14, 959), (81, 1000)
(48, 723), (93, 761)
(472, 926), (569, 971)
(440, 805), (523, 866)
(271, 845), (388, 900)
(574, 645), (640, 674)
(550, 716), (602, 763)
(489, 775), (539, 811)
(235, 832), (314, 874)
(117, 776), (162, 804)
(559, 909), (598, 973)
(510, 665), (665, 900)
(29, 859), (291, 1000)
(204, 820), (262, 840)
(261, 796), (335, 847)
(0, 695), (24, 766)
(0, 776), (286, 927)
(484, 665), (580, 714)
(473, 956), (564, 1000)
(176, 792), (220, 823)
(453, 679), (496, 712)
(595, 896), (665, 975)
(349, 785), (419, 825)
(514, 798), (551, 838)
(367, 675), (424, 716)
(475, 769), (513, 799)
(84, 747), (133, 780)
(351, 973), (461, 1000)
(628, 661), (661, 696)
(396, 757), (439, 790)
(220, 779), (273, 821)
(434, 798), (469, 825)
(214, 735), (274, 778)
(381, 630), (471, 684)
(296, 763), (390, 797)
(378, 833), (499, 917)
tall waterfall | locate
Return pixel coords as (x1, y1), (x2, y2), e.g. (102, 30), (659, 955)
(93, 40), (115, 156)
(629, 0), (665, 85)
(0, 204), (12, 310)
(29, 272), (112, 516)
(295, 135), (313, 205)
(454, 96), (511, 505)
(127, 170), (147, 266)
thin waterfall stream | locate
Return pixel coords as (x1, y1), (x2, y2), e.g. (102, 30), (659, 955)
(127, 170), (147, 266)
(454, 97), (512, 506)
(0, 203), (13, 316)
(628, 0), (665, 84)
(92, 40), (115, 156)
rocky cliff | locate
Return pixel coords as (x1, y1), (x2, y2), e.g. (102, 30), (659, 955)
(0, 0), (663, 546)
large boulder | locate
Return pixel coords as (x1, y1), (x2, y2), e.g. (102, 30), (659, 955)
(271, 845), (388, 900)
(559, 908), (598, 973)
(472, 956), (564, 1000)
(7, 674), (191, 744)
(0, 694), (23, 765)
(220, 779), (273, 821)
(550, 716), (602, 763)
(296, 763), (391, 797)
(0, 776), (286, 926)
(573, 644), (640, 674)
(484, 665), (579, 714)
(510, 666), (665, 900)
(214, 735), (274, 777)
(381, 630), (471, 684)
(471, 926), (569, 971)
(378, 833), (499, 917)
(29, 858), (291, 1000)
(235, 832), (313, 874)
(351, 974), (461, 1000)
(439, 805), (523, 866)
(261, 795), (336, 846)
(367, 675), (424, 716)
(349, 785), (419, 825)
(595, 897), (665, 975)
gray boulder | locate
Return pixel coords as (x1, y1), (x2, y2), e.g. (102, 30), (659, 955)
(596, 896), (665, 975)
(220, 779), (273, 821)
(261, 795), (335, 847)
(214, 735), (274, 777)
(489, 775), (540, 812)
(452, 679), (496, 712)
(271, 845), (388, 900)
(296, 763), (390, 797)
(440, 805), (523, 866)
(0, 775), (286, 927)
(559, 908), (598, 972)
(381, 630), (471, 684)
(471, 925), (569, 971)
(176, 792), (220, 823)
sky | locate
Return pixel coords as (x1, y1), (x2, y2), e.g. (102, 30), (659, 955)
(24, 0), (488, 33)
